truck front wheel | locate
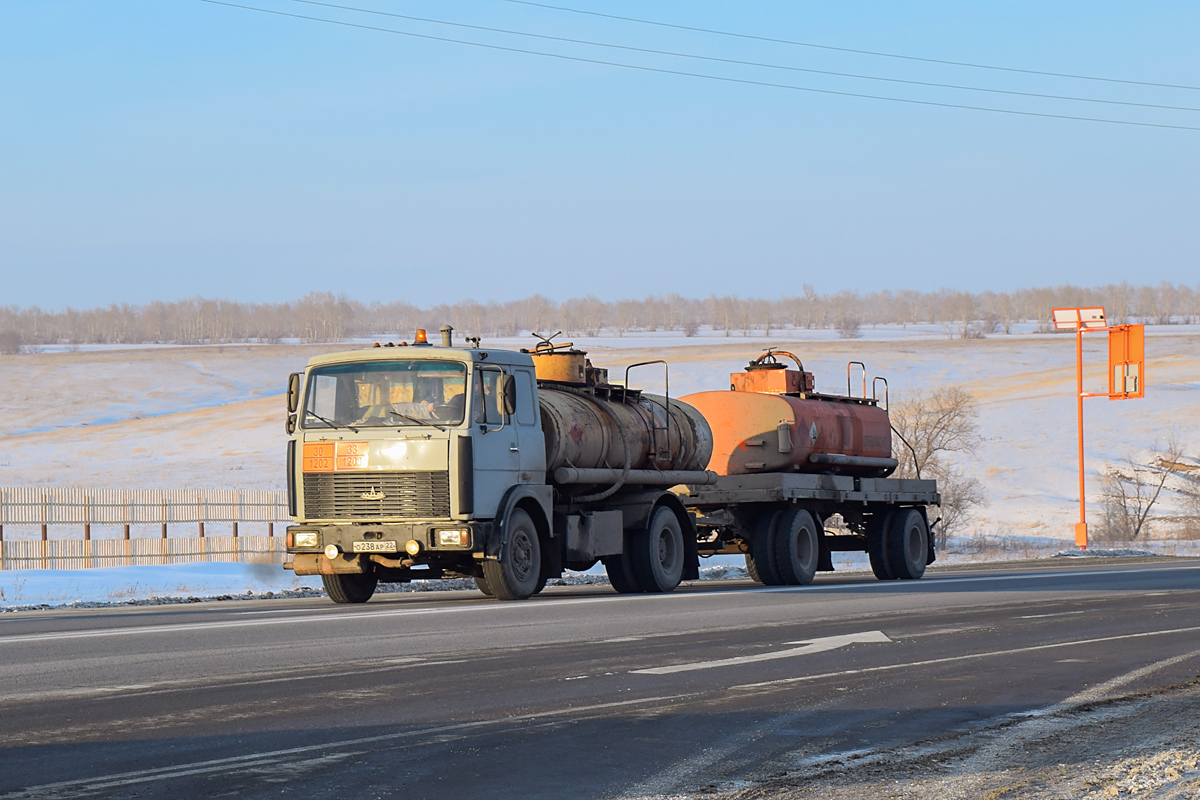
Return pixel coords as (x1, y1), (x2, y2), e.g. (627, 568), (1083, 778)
(483, 508), (542, 600)
(322, 572), (378, 604)
(630, 507), (685, 593)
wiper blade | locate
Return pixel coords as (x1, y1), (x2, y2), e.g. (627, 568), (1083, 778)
(386, 409), (445, 432)
(304, 410), (359, 434)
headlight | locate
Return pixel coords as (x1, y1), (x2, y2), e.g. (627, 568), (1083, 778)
(437, 529), (469, 547)
(294, 531), (320, 548)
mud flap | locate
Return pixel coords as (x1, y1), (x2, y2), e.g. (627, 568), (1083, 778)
(817, 532), (834, 572)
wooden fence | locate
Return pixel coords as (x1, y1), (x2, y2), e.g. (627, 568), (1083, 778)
(0, 536), (287, 570)
(0, 488), (292, 570)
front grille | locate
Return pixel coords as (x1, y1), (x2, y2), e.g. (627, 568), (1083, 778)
(303, 471), (451, 520)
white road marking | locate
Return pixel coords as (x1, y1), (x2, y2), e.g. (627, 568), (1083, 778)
(632, 631), (892, 675)
(734, 624), (1200, 690)
(1018, 610), (1089, 619)
(0, 692), (701, 799)
(615, 644), (1200, 800)
(0, 563), (1194, 645)
(0, 656), (440, 707)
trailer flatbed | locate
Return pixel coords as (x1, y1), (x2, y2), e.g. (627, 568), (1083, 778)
(683, 472), (941, 510)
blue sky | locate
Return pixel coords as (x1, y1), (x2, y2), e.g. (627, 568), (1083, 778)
(2, 1), (1198, 309)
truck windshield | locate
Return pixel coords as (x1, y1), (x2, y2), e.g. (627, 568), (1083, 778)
(303, 360), (468, 429)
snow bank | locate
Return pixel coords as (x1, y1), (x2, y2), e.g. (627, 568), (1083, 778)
(0, 562), (322, 610)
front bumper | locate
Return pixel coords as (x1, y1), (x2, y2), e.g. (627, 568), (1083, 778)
(284, 522), (489, 574)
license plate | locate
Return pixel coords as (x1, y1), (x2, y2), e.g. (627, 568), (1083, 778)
(352, 541), (398, 553)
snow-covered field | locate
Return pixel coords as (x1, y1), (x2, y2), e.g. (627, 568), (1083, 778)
(1, 325), (1197, 546)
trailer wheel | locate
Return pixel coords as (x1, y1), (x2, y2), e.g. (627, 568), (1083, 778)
(483, 508), (541, 600)
(773, 509), (820, 585)
(746, 510), (784, 586)
(867, 511), (896, 581)
(322, 572), (378, 604)
(603, 548), (643, 594)
(631, 507), (685, 593)
(474, 576), (494, 597)
(887, 509), (928, 580)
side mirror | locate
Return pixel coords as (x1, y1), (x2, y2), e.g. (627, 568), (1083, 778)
(499, 373), (517, 416)
(285, 414), (297, 435)
(287, 372), (301, 413)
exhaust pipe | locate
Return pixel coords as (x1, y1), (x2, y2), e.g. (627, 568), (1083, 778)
(440, 325), (454, 347)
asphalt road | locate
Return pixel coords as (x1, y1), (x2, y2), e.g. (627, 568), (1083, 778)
(1, 558), (1198, 800)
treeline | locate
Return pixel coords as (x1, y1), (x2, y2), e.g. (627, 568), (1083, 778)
(0, 282), (1197, 350)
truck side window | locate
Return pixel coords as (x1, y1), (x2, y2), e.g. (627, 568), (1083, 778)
(516, 370), (536, 426)
(474, 369), (504, 423)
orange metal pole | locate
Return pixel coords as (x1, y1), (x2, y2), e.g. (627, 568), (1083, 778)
(1075, 324), (1088, 549)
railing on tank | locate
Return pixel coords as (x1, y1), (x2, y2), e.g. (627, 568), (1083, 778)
(623, 359), (670, 463)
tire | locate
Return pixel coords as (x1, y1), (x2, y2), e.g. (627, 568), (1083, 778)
(773, 508), (820, 586)
(603, 547), (643, 594)
(533, 572), (548, 595)
(482, 508), (541, 600)
(887, 509), (929, 580)
(746, 510), (784, 586)
(744, 552), (762, 583)
(867, 511), (896, 581)
(630, 507), (685, 593)
(474, 576), (494, 597)
(322, 572), (378, 604)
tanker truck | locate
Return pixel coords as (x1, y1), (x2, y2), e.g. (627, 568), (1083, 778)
(282, 329), (939, 602)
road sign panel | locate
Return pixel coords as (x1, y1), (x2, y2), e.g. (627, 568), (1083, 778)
(1052, 307), (1107, 330)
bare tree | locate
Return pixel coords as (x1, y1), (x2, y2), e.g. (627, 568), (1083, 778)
(890, 387), (985, 548)
(1098, 437), (1185, 541)
(0, 330), (20, 355)
(836, 315), (862, 339)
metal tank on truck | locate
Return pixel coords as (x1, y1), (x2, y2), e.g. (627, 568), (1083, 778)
(681, 350), (897, 478)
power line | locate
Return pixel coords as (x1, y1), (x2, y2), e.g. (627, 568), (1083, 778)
(507, 0), (1200, 93)
(286, 0), (1200, 114)
(197, 0), (1200, 132)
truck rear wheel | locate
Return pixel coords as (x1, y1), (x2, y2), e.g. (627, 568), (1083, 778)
(867, 511), (896, 581)
(322, 572), (378, 604)
(746, 510), (784, 586)
(483, 508), (542, 600)
(887, 509), (929, 580)
(630, 507), (684, 593)
(773, 508), (819, 586)
(603, 549), (643, 594)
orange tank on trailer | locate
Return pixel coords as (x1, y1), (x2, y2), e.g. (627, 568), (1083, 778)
(681, 350), (896, 478)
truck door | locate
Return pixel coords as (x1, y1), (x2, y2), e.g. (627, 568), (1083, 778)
(513, 368), (546, 483)
(472, 366), (520, 519)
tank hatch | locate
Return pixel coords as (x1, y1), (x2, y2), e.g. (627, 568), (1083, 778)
(731, 349), (815, 395)
(522, 332), (609, 386)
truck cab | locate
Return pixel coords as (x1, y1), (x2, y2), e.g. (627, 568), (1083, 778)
(284, 333), (554, 601)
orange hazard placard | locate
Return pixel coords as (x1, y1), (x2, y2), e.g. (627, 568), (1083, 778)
(302, 442), (369, 472)
(334, 441), (370, 470)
